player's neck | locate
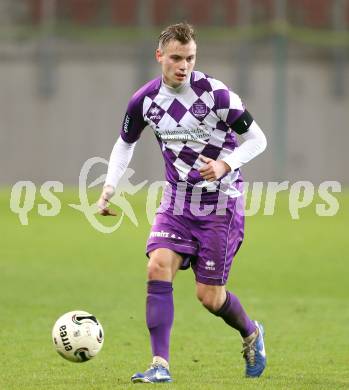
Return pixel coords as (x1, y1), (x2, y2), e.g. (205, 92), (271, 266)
(161, 75), (190, 91)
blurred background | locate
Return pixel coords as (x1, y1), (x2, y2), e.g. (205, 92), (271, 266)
(0, 0), (348, 186)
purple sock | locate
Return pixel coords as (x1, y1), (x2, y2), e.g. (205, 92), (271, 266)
(214, 291), (256, 338)
(146, 280), (174, 362)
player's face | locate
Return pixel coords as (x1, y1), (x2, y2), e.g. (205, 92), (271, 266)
(156, 39), (196, 88)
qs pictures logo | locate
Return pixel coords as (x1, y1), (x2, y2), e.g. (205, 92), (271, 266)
(9, 157), (148, 233)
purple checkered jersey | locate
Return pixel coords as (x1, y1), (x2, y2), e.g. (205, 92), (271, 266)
(120, 71), (252, 200)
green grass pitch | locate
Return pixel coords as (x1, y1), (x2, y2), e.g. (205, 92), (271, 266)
(0, 188), (348, 389)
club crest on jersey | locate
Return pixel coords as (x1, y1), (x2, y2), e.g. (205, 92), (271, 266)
(191, 102), (208, 118)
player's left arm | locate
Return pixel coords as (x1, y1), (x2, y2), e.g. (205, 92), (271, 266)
(199, 85), (267, 181)
(221, 119), (267, 172)
(198, 120), (267, 181)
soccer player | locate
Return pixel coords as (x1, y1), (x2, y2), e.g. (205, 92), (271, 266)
(98, 23), (267, 383)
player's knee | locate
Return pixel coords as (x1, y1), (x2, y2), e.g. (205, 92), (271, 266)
(196, 288), (224, 313)
(147, 258), (165, 279)
(147, 253), (171, 280)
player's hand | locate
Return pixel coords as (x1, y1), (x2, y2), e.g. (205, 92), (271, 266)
(198, 155), (231, 182)
(97, 185), (117, 216)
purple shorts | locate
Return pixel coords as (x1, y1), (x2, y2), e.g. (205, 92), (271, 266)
(146, 186), (245, 286)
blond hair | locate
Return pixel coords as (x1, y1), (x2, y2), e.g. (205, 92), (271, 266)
(158, 22), (196, 49)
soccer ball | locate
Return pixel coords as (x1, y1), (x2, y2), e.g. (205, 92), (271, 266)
(52, 310), (104, 362)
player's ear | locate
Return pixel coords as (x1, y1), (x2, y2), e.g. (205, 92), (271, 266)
(155, 48), (163, 64)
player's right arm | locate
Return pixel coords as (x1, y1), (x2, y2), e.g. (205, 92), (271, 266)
(97, 137), (136, 215)
(97, 93), (147, 216)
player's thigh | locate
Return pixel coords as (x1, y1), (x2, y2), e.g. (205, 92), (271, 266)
(146, 210), (198, 279)
(192, 198), (244, 286)
(148, 248), (183, 280)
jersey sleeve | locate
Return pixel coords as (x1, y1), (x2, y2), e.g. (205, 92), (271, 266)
(120, 93), (147, 143)
(212, 82), (253, 135)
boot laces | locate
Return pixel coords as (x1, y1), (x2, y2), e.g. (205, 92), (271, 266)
(242, 339), (257, 366)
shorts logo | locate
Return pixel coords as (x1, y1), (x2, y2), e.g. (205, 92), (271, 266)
(191, 102), (208, 118)
(123, 114), (132, 133)
(205, 260), (215, 271)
